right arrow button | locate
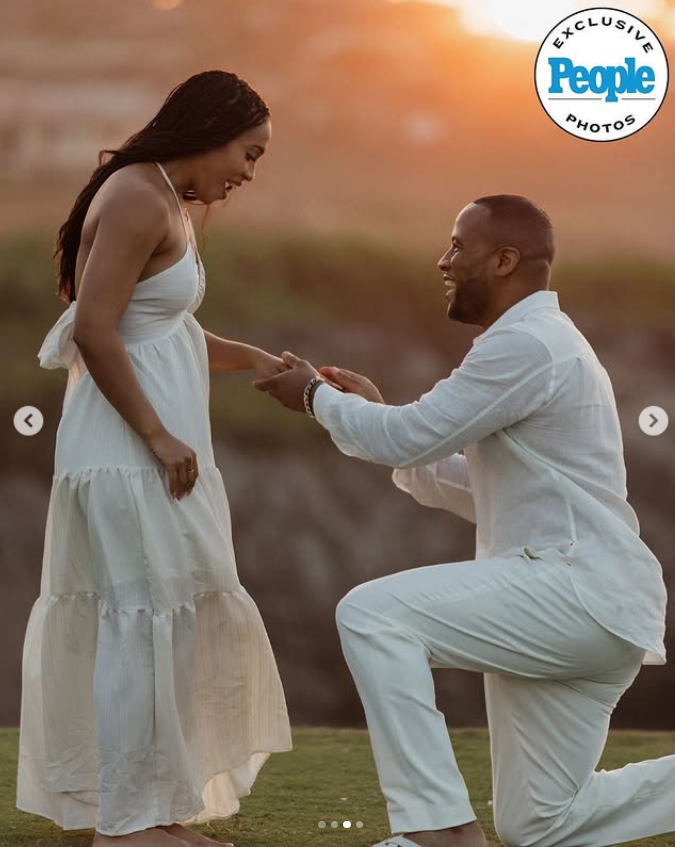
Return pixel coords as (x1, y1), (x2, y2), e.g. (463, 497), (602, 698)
(639, 406), (669, 436)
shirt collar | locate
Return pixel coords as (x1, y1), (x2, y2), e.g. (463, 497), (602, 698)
(472, 289), (559, 344)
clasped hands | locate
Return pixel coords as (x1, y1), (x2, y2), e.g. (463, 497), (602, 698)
(253, 351), (385, 411)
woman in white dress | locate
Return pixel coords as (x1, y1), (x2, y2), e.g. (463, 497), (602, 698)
(16, 70), (293, 847)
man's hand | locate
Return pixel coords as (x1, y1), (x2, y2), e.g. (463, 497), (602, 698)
(318, 367), (385, 403)
(252, 351), (320, 412)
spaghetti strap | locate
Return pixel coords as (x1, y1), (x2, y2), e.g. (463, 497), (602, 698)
(154, 161), (201, 270)
(154, 161), (189, 241)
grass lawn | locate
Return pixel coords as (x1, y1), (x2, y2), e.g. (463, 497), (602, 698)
(1, 727), (674, 847)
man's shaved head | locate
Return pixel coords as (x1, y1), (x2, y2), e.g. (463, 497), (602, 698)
(438, 195), (555, 328)
(471, 194), (555, 265)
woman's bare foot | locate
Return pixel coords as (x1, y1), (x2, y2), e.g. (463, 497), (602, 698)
(402, 820), (488, 847)
(92, 826), (198, 846)
(157, 823), (233, 846)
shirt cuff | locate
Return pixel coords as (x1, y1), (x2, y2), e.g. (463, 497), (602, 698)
(312, 381), (342, 425)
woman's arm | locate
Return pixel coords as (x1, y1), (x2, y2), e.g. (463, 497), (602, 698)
(203, 330), (287, 376)
(72, 182), (172, 443)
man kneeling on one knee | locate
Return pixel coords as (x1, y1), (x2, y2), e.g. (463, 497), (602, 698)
(254, 194), (669, 847)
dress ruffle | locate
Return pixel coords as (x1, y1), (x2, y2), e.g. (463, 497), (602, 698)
(17, 466), (292, 835)
(18, 585), (291, 834)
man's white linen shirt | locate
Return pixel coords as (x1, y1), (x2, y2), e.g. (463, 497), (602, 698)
(312, 290), (667, 665)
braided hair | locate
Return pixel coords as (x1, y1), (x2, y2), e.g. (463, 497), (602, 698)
(54, 70), (270, 304)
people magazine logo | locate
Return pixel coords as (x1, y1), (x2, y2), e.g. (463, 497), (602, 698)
(534, 7), (669, 141)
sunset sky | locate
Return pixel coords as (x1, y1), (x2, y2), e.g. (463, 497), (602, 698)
(4, 0), (672, 257)
(391, 0), (675, 42)
(149, 0), (675, 43)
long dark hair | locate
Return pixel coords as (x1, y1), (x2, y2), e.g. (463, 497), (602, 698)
(54, 69), (270, 304)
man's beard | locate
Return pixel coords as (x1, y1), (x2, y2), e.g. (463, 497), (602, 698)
(448, 272), (488, 325)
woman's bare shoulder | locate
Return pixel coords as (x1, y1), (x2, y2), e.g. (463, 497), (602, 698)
(83, 163), (169, 243)
(96, 163), (168, 217)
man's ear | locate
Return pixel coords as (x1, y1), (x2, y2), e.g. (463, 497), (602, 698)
(494, 245), (520, 277)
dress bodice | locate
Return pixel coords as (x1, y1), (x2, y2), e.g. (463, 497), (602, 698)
(38, 162), (206, 371)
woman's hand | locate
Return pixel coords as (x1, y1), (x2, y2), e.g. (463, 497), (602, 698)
(251, 349), (291, 379)
(145, 428), (199, 501)
(318, 367), (385, 403)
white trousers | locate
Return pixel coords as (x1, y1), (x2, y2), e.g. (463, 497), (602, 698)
(335, 551), (675, 847)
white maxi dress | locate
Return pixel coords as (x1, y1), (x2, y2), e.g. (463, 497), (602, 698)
(16, 161), (293, 837)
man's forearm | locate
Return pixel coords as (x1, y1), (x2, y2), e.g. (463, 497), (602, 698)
(392, 457), (476, 523)
(203, 330), (261, 372)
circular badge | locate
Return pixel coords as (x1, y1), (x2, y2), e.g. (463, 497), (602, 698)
(535, 7), (669, 141)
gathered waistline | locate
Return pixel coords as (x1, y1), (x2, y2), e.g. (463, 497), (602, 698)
(40, 587), (248, 617)
(117, 314), (189, 347)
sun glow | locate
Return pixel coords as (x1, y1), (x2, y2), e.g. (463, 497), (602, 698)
(153, 0), (183, 10)
(398, 0), (671, 43)
(455, 0), (587, 42)
(477, 0), (578, 42)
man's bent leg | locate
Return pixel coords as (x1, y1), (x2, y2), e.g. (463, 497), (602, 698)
(336, 593), (478, 833)
(487, 658), (675, 847)
(335, 552), (654, 839)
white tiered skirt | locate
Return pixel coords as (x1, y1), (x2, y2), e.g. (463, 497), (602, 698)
(16, 465), (292, 836)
